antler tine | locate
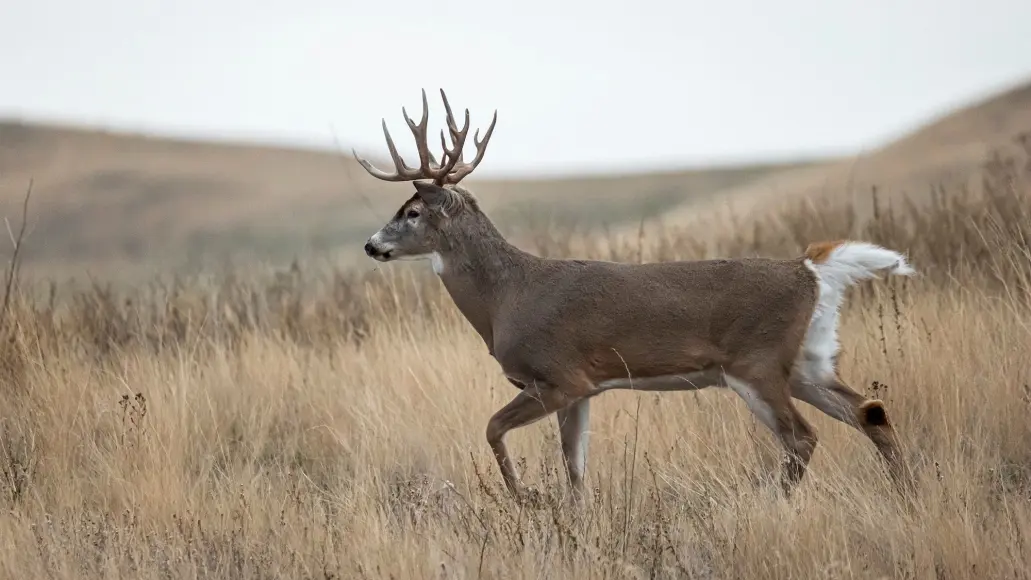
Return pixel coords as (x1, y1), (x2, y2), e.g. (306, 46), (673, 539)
(354, 89), (496, 184)
(439, 89), (471, 140)
(438, 129), (457, 167)
(445, 108), (498, 185)
(432, 89), (472, 184)
(434, 123), (470, 184)
(351, 117), (423, 181)
(400, 88), (441, 179)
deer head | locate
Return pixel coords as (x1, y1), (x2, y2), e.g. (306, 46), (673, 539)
(354, 89), (497, 265)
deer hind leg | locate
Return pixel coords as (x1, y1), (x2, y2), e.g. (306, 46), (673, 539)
(556, 399), (591, 499)
(725, 370), (818, 495)
(486, 381), (577, 497)
(790, 374), (909, 489)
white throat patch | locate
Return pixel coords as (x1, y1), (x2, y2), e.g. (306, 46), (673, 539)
(429, 252), (445, 274)
(392, 252), (446, 274)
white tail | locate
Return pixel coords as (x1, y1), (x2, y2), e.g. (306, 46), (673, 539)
(806, 241), (915, 289)
(798, 240), (917, 398)
(804, 240), (915, 320)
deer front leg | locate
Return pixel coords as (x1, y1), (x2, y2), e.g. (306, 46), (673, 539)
(486, 383), (576, 497)
(556, 398), (591, 498)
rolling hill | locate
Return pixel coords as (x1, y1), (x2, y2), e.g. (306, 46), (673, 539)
(2, 78), (1030, 277)
(659, 80), (1031, 230)
(0, 120), (796, 276)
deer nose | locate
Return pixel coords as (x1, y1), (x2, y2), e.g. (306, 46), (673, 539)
(364, 241), (376, 256)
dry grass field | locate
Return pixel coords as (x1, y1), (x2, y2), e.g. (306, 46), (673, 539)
(1, 116), (1030, 580)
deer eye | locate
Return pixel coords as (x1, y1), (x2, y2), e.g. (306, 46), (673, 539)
(406, 209), (420, 219)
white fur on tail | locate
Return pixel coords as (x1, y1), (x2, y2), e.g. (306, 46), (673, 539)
(798, 241), (915, 385)
(807, 241), (915, 291)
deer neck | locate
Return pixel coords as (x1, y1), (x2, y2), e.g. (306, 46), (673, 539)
(434, 214), (535, 351)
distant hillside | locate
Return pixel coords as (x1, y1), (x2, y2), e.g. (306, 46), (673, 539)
(0, 120), (792, 276)
(659, 79), (1031, 230)
(2, 78), (1030, 277)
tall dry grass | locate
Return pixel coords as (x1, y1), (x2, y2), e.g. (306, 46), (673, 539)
(1, 137), (1030, 579)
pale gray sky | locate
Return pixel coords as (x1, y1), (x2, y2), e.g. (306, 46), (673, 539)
(2, 0), (1030, 177)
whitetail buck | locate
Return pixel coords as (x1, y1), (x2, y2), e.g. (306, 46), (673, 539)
(355, 89), (914, 500)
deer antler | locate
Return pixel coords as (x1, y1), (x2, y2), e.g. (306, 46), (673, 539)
(352, 89), (497, 186)
(440, 90), (498, 185)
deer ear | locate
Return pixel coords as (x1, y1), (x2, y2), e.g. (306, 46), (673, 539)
(413, 181), (452, 207)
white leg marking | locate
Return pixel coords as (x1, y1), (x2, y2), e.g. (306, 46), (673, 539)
(597, 371), (720, 392)
(790, 379), (855, 424)
(724, 374), (778, 432)
(557, 399), (590, 485)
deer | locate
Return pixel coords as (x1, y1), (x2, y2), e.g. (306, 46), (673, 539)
(354, 89), (915, 502)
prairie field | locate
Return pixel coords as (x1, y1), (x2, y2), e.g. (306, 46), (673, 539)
(1, 135), (1031, 580)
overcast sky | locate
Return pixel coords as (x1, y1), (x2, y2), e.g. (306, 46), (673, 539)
(2, 0), (1031, 177)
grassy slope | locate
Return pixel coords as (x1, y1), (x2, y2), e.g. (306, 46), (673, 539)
(0, 121), (795, 276)
(1, 78), (1028, 277)
(657, 80), (1031, 232)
